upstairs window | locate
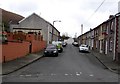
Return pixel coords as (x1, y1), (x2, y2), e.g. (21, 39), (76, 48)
(95, 30), (98, 36)
(101, 26), (103, 33)
(110, 22), (114, 32)
(106, 24), (109, 34)
(109, 38), (113, 52)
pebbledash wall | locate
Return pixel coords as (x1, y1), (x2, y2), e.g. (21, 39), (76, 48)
(0, 32), (46, 63)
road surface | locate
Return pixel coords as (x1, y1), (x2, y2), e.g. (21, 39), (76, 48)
(2, 44), (119, 82)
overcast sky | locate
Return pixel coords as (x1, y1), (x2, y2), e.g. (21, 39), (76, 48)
(0, 0), (119, 37)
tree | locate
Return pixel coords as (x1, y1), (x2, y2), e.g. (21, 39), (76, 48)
(61, 33), (70, 41)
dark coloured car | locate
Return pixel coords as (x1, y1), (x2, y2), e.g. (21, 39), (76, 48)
(52, 41), (63, 53)
(44, 44), (58, 57)
(62, 42), (67, 47)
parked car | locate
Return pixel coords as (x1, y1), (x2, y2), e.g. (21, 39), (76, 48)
(44, 44), (58, 57)
(56, 43), (63, 53)
(72, 42), (79, 47)
(79, 44), (89, 52)
(62, 41), (67, 47)
(52, 41), (63, 53)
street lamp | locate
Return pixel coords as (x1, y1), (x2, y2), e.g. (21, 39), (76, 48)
(52, 20), (61, 42)
(53, 20), (61, 26)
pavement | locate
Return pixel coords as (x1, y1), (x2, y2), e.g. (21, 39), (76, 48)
(90, 50), (120, 74)
(1, 51), (44, 75)
(1, 48), (120, 76)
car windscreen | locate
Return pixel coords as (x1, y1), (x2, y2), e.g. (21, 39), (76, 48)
(46, 46), (56, 49)
(81, 45), (88, 47)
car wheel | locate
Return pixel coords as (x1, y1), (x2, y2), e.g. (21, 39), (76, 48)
(59, 50), (62, 53)
(56, 53), (58, 57)
(59, 49), (62, 53)
(61, 48), (63, 52)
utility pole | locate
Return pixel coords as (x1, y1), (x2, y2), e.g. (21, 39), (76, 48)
(52, 20), (61, 41)
(81, 24), (83, 35)
(75, 33), (77, 38)
(118, 1), (120, 12)
(47, 24), (50, 44)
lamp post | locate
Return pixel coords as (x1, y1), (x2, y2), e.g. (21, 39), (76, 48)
(52, 20), (61, 41)
(53, 20), (61, 26)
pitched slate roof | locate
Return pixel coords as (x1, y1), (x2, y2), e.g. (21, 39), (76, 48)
(1, 8), (24, 24)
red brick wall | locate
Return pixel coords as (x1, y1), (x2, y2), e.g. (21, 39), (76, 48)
(7, 33), (14, 41)
(1, 41), (30, 63)
(31, 40), (46, 53)
(26, 34), (35, 41)
(7, 32), (43, 42)
(0, 32), (46, 63)
(0, 45), (2, 63)
(26, 34), (42, 41)
(13, 32), (26, 41)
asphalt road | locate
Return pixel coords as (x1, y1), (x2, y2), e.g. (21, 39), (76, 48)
(2, 44), (119, 82)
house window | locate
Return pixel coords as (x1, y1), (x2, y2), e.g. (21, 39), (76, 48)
(95, 30), (98, 36)
(97, 30), (98, 36)
(106, 24), (109, 34)
(109, 38), (113, 52)
(110, 22), (114, 31)
(101, 26), (103, 33)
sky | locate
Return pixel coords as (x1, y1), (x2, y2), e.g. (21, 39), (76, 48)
(0, 0), (119, 37)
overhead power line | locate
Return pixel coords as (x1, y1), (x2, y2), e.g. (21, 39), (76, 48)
(87, 0), (106, 21)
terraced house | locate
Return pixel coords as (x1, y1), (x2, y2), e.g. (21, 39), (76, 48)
(78, 13), (120, 62)
(10, 13), (60, 44)
(1, 8), (60, 44)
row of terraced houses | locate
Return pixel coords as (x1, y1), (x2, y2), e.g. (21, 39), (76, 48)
(78, 13), (120, 62)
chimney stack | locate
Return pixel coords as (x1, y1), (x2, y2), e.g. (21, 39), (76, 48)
(109, 15), (114, 19)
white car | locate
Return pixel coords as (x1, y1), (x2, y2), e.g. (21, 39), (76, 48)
(79, 44), (89, 52)
(72, 42), (79, 47)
